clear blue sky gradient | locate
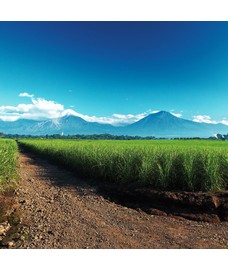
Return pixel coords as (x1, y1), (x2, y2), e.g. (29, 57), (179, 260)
(0, 22), (228, 120)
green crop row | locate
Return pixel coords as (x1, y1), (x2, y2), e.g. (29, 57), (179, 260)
(19, 139), (228, 192)
(0, 139), (18, 192)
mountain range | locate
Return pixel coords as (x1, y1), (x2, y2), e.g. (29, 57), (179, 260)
(0, 111), (228, 138)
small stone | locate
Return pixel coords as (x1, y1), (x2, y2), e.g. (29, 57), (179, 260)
(8, 241), (14, 247)
(49, 199), (54, 203)
(19, 199), (26, 204)
(0, 226), (6, 236)
(212, 196), (220, 208)
(12, 203), (20, 209)
(20, 235), (25, 241)
(0, 222), (10, 236)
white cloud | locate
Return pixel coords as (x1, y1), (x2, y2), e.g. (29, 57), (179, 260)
(220, 119), (228, 125)
(0, 115), (20, 121)
(0, 94), (160, 125)
(193, 115), (214, 123)
(1, 93), (226, 127)
(193, 115), (228, 126)
(171, 113), (182, 118)
(0, 94), (64, 121)
(61, 109), (183, 126)
(0, 94), (187, 126)
(61, 109), (150, 126)
(19, 92), (34, 98)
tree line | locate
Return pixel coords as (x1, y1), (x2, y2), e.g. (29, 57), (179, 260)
(0, 132), (227, 140)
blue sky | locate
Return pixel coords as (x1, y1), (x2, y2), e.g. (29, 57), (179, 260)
(0, 22), (228, 125)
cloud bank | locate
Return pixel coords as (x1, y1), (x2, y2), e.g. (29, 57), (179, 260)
(193, 115), (228, 126)
(1, 92), (226, 126)
(0, 93), (166, 125)
(0, 93), (64, 121)
(62, 109), (154, 126)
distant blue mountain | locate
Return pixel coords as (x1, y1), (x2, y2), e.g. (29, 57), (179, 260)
(0, 111), (228, 137)
(0, 114), (116, 135)
(120, 111), (228, 137)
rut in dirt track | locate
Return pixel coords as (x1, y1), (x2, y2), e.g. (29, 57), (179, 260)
(14, 151), (228, 248)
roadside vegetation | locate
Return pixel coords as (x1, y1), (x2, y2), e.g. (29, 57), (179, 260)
(19, 139), (228, 192)
(0, 139), (18, 192)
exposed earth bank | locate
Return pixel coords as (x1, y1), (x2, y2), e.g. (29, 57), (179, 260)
(1, 152), (227, 248)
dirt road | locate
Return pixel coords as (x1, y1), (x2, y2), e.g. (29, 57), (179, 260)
(13, 152), (227, 248)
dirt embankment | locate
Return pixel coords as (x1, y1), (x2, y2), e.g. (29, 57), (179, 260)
(1, 151), (228, 248)
(98, 185), (228, 223)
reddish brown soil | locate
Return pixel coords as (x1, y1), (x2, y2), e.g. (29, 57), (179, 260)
(7, 152), (228, 248)
(99, 185), (228, 223)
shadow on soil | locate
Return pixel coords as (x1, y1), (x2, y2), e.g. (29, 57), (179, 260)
(19, 145), (228, 224)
